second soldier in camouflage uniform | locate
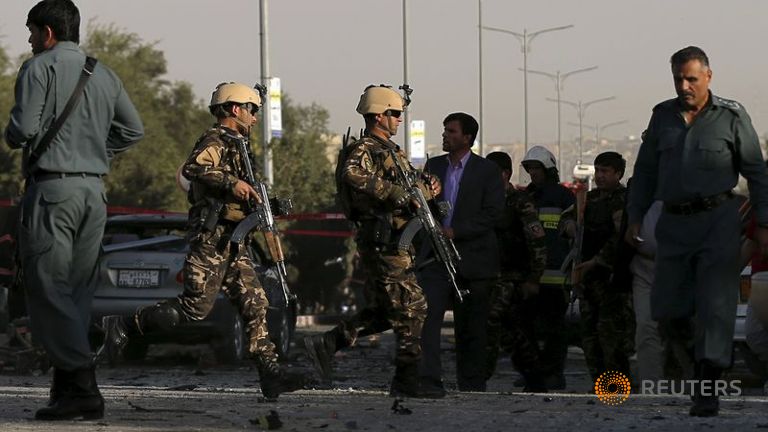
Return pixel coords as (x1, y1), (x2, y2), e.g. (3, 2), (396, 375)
(562, 151), (634, 381)
(102, 83), (305, 400)
(484, 152), (548, 391)
(304, 85), (440, 398)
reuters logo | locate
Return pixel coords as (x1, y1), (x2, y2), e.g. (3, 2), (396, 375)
(594, 371), (631, 405)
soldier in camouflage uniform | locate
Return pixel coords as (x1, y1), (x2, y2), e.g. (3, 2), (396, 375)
(483, 152), (548, 392)
(102, 82), (306, 400)
(562, 151), (634, 381)
(304, 85), (440, 398)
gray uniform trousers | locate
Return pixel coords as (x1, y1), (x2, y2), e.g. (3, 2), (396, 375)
(653, 198), (740, 369)
(19, 177), (106, 370)
(630, 254), (665, 381)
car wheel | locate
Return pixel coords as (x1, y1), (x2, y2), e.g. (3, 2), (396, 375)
(269, 302), (297, 358)
(123, 340), (149, 362)
(212, 312), (246, 364)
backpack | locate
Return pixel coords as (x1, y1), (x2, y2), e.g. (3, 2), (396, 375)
(335, 129), (362, 220)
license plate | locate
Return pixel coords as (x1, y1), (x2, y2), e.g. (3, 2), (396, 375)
(117, 269), (160, 288)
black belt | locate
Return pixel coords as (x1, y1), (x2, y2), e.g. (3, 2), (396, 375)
(27, 171), (102, 184)
(663, 192), (732, 215)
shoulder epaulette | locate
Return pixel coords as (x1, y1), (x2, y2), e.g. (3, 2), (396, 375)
(712, 95), (744, 115)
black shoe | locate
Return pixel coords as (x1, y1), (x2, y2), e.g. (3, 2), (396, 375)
(389, 365), (445, 399)
(35, 368), (104, 421)
(688, 361), (722, 417)
(690, 395), (719, 417)
(520, 370), (548, 393)
(303, 333), (336, 383)
(416, 378), (447, 399)
(259, 365), (310, 401)
(543, 373), (566, 390)
(98, 316), (130, 364)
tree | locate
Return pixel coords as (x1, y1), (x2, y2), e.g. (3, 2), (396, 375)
(262, 95), (336, 213)
(0, 43), (23, 199)
(82, 23), (210, 210)
(0, 24), (337, 214)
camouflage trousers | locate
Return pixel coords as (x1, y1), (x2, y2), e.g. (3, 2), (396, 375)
(485, 274), (541, 380)
(579, 278), (635, 381)
(151, 224), (277, 366)
(338, 244), (427, 366)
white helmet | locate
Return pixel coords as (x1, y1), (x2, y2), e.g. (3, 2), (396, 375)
(521, 146), (557, 170)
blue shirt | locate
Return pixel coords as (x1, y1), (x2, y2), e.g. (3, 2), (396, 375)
(442, 149), (471, 228)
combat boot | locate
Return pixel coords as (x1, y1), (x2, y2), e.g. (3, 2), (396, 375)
(303, 327), (347, 383)
(689, 361), (722, 417)
(390, 363), (445, 398)
(521, 371), (548, 393)
(98, 315), (131, 363)
(258, 361), (310, 401)
(35, 367), (104, 421)
(45, 368), (72, 407)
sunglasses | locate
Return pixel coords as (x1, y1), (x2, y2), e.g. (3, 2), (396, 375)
(387, 110), (403, 118)
(242, 103), (260, 115)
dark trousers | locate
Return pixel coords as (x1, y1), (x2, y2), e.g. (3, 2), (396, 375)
(19, 178), (106, 370)
(418, 264), (492, 391)
(523, 284), (569, 377)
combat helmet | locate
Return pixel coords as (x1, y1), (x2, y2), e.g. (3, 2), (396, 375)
(356, 85), (404, 115)
(209, 82), (263, 112)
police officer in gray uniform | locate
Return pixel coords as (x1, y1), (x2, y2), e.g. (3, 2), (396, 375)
(4, 0), (143, 421)
(627, 46), (768, 417)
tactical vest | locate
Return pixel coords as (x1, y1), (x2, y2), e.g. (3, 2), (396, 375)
(336, 135), (410, 226)
(582, 187), (625, 261)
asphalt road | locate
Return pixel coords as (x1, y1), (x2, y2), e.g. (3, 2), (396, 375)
(0, 321), (767, 431)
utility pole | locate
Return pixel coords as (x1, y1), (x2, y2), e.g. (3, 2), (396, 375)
(477, 0), (484, 154)
(259, 0), (273, 185)
(402, 0), (411, 158)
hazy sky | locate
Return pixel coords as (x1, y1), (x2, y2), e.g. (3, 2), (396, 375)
(2, 0), (768, 163)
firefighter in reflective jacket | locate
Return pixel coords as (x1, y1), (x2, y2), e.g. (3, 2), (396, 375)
(521, 146), (575, 389)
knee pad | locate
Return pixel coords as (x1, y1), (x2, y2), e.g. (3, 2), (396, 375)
(138, 301), (182, 333)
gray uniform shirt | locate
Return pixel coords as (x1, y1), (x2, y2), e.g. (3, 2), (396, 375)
(4, 41), (144, 175)
(628, 92), (768, 225)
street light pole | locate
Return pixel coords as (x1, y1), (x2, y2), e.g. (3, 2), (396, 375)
(549, 96), (615, 166)
(482, 24), (573, 155)
(259, 0), (273, 185)
(568, 120), (627, 154)
(402, 0), (411, 158)
(478, 0), (483, 154)
(527, 66), (597, 173)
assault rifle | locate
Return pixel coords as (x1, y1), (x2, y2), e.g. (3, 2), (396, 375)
(229, 135), (294, 305)
(388, 149), (467, 302)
